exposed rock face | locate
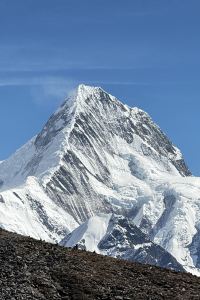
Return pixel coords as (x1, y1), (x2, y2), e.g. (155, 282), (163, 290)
(60, 214), (184, 272)
(0, 84), (200, 274)
(0, 228), (200, 300)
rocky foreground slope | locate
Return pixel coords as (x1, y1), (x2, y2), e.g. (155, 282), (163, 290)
(0, 228), (200, 300)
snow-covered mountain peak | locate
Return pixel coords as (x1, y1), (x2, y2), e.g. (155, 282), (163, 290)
(38, 83), (153, 142)
(56, 84), (111, 113)
(72, 83), (130, 112)
(76, 84), (104, 100)
(0, 84), (191, 191)
(38, 84), (113, 135)
(0, 84), (199, 275)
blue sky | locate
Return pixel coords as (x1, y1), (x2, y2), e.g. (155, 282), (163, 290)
(0, 0), (200, 174)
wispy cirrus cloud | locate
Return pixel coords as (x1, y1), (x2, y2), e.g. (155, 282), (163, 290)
(0, 75), (72, 87)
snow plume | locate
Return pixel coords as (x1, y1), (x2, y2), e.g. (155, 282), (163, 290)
(30, 77), (76, 108)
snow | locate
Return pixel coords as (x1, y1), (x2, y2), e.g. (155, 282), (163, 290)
(134, 243), (152, 250)
(0, 176), (78, 242)
(62, 214), (112, 253)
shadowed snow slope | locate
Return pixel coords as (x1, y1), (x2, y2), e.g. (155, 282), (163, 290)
(0, 84), (199, 274)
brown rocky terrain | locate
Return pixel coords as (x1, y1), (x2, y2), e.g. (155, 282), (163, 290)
(0, 228), (200, 299)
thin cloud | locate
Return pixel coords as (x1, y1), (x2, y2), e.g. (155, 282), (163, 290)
(0, 75), (77, 107)
(0, 76), (74, 87)
(29, 78), (77, 107)
(30, 81), (76, 107)
(87, 80), (151, 86)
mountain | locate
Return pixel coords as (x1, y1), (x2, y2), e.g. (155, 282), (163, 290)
(60, 213), (184, 272)
(0, 84), (200, 274)
(1, 228), (200, 300)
